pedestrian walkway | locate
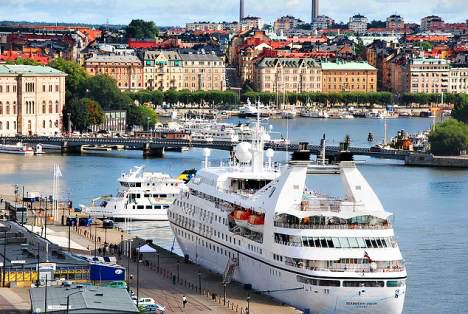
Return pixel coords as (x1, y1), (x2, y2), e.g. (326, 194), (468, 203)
(123, 239), (300, 314)
(0, 288), (30, 314)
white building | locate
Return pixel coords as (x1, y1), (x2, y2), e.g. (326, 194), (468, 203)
(312, 15), (335, 30)
(241, 16), (264, 31)
(348, 14), (368, 34)
(450, 66), (468, 93)
(0, 65), (67, 136)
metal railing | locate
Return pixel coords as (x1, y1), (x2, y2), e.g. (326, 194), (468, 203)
(274, 221), (392, 230)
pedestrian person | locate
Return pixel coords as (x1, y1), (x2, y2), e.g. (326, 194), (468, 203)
(182, 295), (187, 308)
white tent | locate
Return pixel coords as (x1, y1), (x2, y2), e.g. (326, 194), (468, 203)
(136, 244), (157, 253)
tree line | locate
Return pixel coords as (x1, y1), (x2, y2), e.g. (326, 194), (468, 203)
(242, 91), (393, 106)
(125, 90), (238, 109)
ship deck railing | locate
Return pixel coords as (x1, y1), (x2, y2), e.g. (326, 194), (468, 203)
(284, 261), (405, 273)
(274, 222), (392, 230)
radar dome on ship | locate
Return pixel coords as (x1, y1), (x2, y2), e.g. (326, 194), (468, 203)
(266, 148), (274, 158)
(234, 142), (252, 163)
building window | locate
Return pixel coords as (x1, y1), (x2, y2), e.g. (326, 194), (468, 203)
(42, 101), (46, 114)
(49, 101), (53, 113)
(55, 101), (59, 113)
(49, 120), (53, 128)
(42, 120), (46, 128)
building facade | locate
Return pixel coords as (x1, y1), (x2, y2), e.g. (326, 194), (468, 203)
(84, 55), (144, 91)
(311, 0), (319, 23)
(321, 62), (377, 93)
(241, 17), (264, 31)
(180, 54), (226, 91)
(450, 66), (468, 93)
(273, 16), (304, 35)
(420, 16), (445, 32)
(143, 51), (184, 90)
(406, 58), (450, 93)
(386, 15), (405, 31)
(254, 57), (321, 93)
(348, 14), (368, 34)
(0, 65), (67, 136)
(312, 15), (335, 30)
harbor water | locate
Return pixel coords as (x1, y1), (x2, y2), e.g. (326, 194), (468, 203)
(0, 117), (467, 313)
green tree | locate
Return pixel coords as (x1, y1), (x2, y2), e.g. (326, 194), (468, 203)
(82, 74), (132, 110)
(452, 95), (468, 124)
(83, 98), (105, 126)
(429, 119), (468, 156)
(6, 58), (42, 66)
(419, 41), (433, 51)
(49, 58), (88, 101)
(127, 105), (158, 130)
(126, 19), (159, 39)
(63, 98), (89, 132)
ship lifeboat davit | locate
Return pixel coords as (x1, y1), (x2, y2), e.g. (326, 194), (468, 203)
(233, 210), (250, 228)
(247, 214), (265, 233)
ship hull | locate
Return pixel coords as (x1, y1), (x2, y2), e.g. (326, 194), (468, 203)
(171, 224), (406, 314)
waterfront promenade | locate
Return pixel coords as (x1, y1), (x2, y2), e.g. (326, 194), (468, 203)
(0, 193), (299, 314)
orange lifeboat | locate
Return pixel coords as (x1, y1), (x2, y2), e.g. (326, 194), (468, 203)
(247, 214), (265, 233)
(233, 210), (251, 227)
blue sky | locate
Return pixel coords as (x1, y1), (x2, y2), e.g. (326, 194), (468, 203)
(0, 0), (466, 26)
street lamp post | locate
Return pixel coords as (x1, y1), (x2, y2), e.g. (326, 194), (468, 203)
(94, 222), (97, 258)
(126, 240), (132, 292)
(246, 295), (250, 314)
(136, 253), (142, 308)
(67, 113), (71, 135)
(223, 283), (226, 306)
(176, 260), (180, 282)
(66, 290), (83, 314)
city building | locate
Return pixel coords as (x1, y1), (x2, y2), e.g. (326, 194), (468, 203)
(406, 58), (450, 93)
(321, 61), (377, 93)
(311, 0), (319, 23)
(180, 53), (226, 91)
(253, 57), (321, 93)
(348, 14), (368, 34)
(312, 15), (335, 30)
(450, 65), (468, 93)
(241, 16), (265, 31)
(84, 55), (144, 91)
(386, 14), (405, 32)
(91, 110), (127, 132)
(0, 65), (66, 137)
(273, 16), (305, 35)
(142, 50), (184, 90)
(420, 15), (445, 32)
(186, 22), (225, 32)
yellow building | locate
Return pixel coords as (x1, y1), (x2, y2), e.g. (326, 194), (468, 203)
(143, 51), (184, 91)
(254, 57), (322, 93)
(0, 65), (67, 136)
(321, 62), (377, 93)
(180, 54), (225, 91)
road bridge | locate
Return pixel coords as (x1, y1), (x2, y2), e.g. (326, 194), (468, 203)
(0, 136), (411, 160)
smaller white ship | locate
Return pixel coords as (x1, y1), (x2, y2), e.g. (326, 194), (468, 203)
(300, 109), (329, 119)
(281, 110), (298, 119)
(0, 143), (34, 155)
(83, 166), (184, 221)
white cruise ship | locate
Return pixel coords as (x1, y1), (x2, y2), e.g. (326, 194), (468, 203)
(168, 126), (407, 313)
(83, 166), (184, 221)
